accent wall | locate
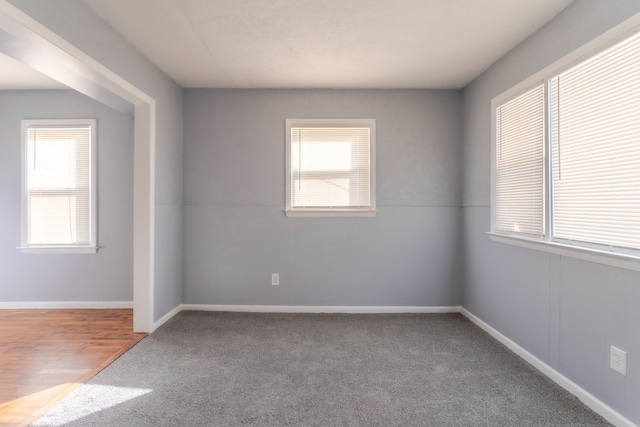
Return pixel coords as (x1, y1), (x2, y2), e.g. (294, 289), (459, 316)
(183, 89), (462, 307)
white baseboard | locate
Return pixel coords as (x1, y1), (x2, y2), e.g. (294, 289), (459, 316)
(147, 304), (460, 334)
(460, 307), (636, 427)
(181, 304), (461, 314)
(152, 304), (183, 331)
(0, 301), (133, 309)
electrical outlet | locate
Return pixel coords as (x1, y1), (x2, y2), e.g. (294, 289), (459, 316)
(271, 273), (279, 286)
(610, 346), (627, 376)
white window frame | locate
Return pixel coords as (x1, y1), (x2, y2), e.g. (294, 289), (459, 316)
(285, 118), (376, 217)
(490, 15), (640, 272)
(19, 119), (98, 254)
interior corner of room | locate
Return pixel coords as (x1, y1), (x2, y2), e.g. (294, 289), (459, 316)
(1, 0), (639, 426)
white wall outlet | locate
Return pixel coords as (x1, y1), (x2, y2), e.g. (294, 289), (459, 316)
(610, 345), (627, 376)
(271, 273), (279, 286)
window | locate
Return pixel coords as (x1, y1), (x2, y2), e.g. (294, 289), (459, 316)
(20, 119), (97, 253)
(492, 26), (640, 267)
(495, 84), (545, 239)
(285, 119), (375, 217)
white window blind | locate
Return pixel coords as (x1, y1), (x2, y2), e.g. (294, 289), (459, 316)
(550, 32), (640, 251)
(495, 84), (545, 238)
(285, 119), (375, 216)
(21, 120), (96, 251)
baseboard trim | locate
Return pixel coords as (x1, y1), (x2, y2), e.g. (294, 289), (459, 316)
(0, 301), (133, 309)
(460, 307), (636, 427)
(182, 304), (461, 314)
(148, 304), (461, 334)
(152, 304), (183, 331)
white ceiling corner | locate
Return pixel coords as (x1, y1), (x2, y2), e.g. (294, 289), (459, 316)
(77, 0), (575, 89)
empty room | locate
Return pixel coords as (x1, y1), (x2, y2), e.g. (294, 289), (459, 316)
(0, 0), (639, 425)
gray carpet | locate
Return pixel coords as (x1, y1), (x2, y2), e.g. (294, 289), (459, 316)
(32, 312), (610, 426)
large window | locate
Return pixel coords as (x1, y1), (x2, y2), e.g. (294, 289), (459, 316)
(285, 119), (376, 217)
(492, 27), (640, 265)
(20, 119), (97, 253)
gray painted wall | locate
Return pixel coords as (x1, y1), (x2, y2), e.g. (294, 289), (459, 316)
(0, 89), (133, 302)
(9, 0), (184, 321)
(183, 89), (461, 306)
(461, 1), (640, 423)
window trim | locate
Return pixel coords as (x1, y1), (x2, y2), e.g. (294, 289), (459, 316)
(285, 118), (376, 217)
(490, 14), (640, 271)
(19, 119), (98, 254)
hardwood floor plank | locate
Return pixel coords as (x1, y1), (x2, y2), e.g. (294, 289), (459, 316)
(0, 309), (146, 426)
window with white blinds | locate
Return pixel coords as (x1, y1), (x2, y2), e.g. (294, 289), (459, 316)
(495, 84), (545, 238)
(492, 25), (640, 258)
(285, 119), (376, 217)
(550, 31), (640, 252)
(21, 119), (97, 253)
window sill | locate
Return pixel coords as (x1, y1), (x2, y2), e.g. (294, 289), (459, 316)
(285, 209), (376, 218)
(18, 246), (99, 254)
(487, 232), (640, 272)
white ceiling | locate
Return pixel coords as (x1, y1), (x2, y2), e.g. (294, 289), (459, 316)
(81, 0), (574, 89)
(0, 0), (573, 90)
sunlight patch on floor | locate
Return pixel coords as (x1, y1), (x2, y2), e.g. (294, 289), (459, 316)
(30, 384), (152, 426)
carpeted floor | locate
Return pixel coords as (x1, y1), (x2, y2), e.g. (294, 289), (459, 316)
(32, 312), (610, 426)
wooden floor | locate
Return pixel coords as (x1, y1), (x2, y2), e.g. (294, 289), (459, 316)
(0, 309), (146, 427)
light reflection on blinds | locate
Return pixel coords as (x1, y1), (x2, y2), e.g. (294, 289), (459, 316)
(26, 126), (92, 246)
(291, 127), (370, 209)
(495, 84), (545, 238)
(550, 31), (640, 251)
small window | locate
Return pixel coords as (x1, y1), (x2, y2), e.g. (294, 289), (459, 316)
(285, 119), (376, 217)
(20, 119), (97, 253)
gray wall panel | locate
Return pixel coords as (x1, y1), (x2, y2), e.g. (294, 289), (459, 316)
(626, 272), (640, 422)
(184, 205), (460, 306)
(558, 256), (575, 379)
(571, 261), (607, 394)
(548, 254), (562, 371)
(604, 267), (627, 413)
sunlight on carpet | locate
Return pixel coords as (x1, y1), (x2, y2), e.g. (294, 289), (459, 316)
(31, 384), (152, 427)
